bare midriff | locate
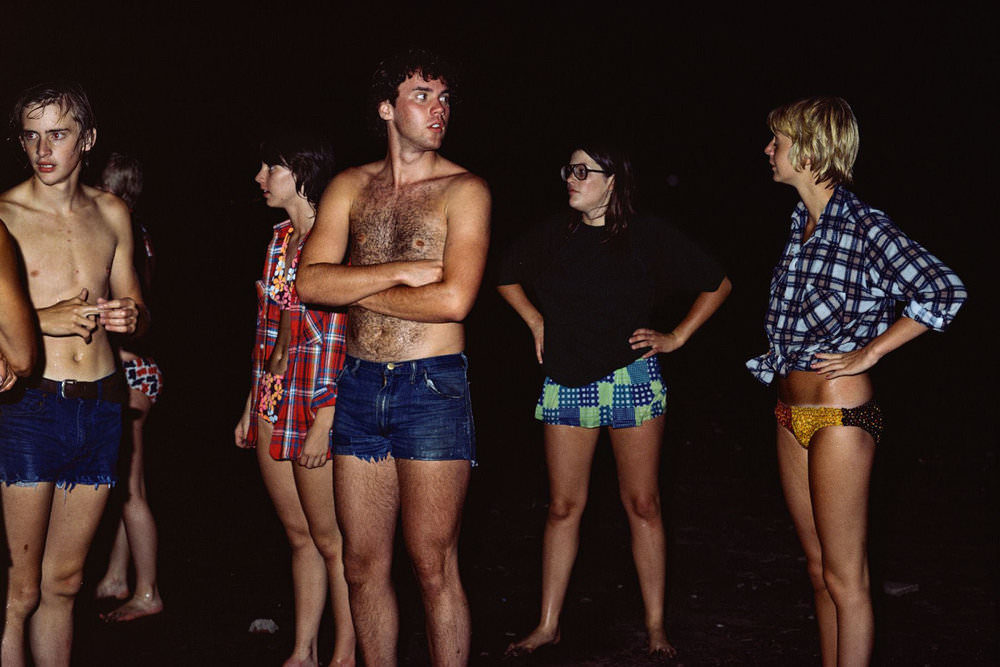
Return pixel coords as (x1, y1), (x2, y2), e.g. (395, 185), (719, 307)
(265, 310), (292, 376)
(777, 369), (874, 409)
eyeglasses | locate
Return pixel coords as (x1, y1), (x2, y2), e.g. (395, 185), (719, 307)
(560, 164), (608, 181)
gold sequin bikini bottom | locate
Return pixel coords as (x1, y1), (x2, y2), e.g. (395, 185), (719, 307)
(775, 399), (883, 449)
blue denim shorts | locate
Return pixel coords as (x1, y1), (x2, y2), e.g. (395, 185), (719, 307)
(333, 353), (476, 464)
(0, 387), (122, 489)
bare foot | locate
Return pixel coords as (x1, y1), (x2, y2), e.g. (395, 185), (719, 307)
(100, 594), (164, 622)
(504, 626), (561, 657)
(94, 578), (129, 601)
(647, 627), (677, 660)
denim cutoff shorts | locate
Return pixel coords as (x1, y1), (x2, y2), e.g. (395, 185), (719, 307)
(0, 387), (122, 489)
(333, 353), (476, 464)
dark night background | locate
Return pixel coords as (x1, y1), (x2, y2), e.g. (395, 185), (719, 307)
(0, 4), (994, 665)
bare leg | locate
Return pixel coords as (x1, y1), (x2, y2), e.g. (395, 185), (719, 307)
(506, 424), (599, 656)
(777, 423), (876, 667)
(809, 426), (876, 666)
(334, 455), (400, 666)
(94, 520), (129, 600)
(31, 484), (111, 667)
(101, 389), (163, 621)
(777, 425), (837, 665)
(1, 484), (54, 667)
(256, 419), (328, 667)
(609, 415), (676, 658)
(293, 459), (356, 666)
(398, 459), (471, 667)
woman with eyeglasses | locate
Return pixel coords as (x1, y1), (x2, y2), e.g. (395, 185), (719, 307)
(234, 132), (356, 666)
(498, 144), (731, 658)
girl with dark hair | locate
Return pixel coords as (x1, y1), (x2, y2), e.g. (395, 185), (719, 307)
(498, 145), (731, 658)
(234, 135), (355, 666)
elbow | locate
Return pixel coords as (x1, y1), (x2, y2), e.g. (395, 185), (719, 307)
(295, 267), (322, 305)
(717, 275), (733, 299)
(7, 343), (37, 378)
(439, 289), (477, 323)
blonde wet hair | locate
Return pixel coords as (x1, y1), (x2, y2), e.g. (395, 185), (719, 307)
(768, 96), (859, 186)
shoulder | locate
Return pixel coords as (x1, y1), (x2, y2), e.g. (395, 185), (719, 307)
(326, 163), (379, 202)
(0, 182), (33, 227)
(444, 170), (490, 207)
(88, 185), (131, 230)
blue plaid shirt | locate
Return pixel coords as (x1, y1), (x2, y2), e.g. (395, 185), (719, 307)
(747, 187), (966, 385)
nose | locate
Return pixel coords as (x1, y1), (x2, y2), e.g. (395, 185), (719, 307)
(37, 138), (53, 157)
(764, 139), (775, 156)
(254, 164), (267, 185)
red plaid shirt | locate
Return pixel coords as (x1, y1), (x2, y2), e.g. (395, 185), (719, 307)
(246, 221), (347, 460)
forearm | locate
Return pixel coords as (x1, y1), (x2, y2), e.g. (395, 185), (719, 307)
(497, 283), (543, 330)
(297, 262), (415, 307)
(864, 317), (929, 361)
(671, 276), (732, 344)
(357, 279), (477, 323)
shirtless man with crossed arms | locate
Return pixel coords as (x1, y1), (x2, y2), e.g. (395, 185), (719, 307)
(0, 82), (145, 667)
(297, 50), (490, 666)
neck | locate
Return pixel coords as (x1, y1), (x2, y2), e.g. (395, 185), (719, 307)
(286, 199), (315, 235)
(795, 180), (836, 229)
(384, 132), (441, 187)
(28, 170), (84, 213)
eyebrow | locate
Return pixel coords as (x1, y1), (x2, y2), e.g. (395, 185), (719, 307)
(413, 85), (449, 94)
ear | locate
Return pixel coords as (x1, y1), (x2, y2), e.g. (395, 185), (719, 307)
(378, 100), (394, 121)
(82, 128), (97, 153)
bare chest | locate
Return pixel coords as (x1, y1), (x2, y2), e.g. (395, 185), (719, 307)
(13, 214), (117, 304)
(349, 181), (447, 264)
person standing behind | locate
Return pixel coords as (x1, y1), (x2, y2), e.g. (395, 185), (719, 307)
(92, 153), (166, 622)
(297, 49), (490, 666)
(0, 219), (36, 392)
(749, 96), (966, 665)
(234, 132), (356, 667)
(0, 81), (145, 667)
(498, 144), (730, 658)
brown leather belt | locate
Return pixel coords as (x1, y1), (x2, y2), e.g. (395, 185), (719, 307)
(28, 373), (128, 403)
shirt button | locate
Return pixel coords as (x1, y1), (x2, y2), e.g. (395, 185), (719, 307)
(386, 363), (396, 370)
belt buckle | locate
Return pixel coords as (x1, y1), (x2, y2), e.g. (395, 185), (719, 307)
(60, 379), (77, 399)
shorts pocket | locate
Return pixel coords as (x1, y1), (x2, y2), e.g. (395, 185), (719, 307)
(422, 368), (466, 399)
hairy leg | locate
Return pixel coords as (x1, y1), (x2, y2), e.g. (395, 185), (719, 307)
(31, 484), (110, 667)
(398, 459), (471, 667)
(609, 415), (675, 657)
(809, 426), (876, 667)
(101, 390), (163, 622)
(257, 420), (326, 667)
(777, 425), (837, 665)
(334, 455), (399, 666)
(293, 459), (356, 666)
(506, 424), (599, 656)
(1, 484), (54, 667)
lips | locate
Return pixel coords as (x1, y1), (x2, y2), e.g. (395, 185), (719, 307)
(37, 162), (55, 173)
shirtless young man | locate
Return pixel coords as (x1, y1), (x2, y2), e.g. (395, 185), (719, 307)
(297, 50), (490, 666)
(0, 82), (145, 667)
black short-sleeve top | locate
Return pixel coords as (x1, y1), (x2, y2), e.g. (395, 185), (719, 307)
(498, 213), (725, 386)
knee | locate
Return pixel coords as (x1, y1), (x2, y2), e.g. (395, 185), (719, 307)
(805, 558), (828, 594)
(5, 580), (41, 619)
(410, 549), (457, 597)
(342, 546), (386, 587)
(547, 496), (586, 524)
(311, 528), (345, 563)
(282, 518), (314, 552)
(821, 563), (870, 606)
(621, 492), (661, 523)
(40, 569), (84, 601)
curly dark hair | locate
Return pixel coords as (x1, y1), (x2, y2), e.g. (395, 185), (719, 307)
(260, 131), (336, 210)
(368, 49), (458, 138)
